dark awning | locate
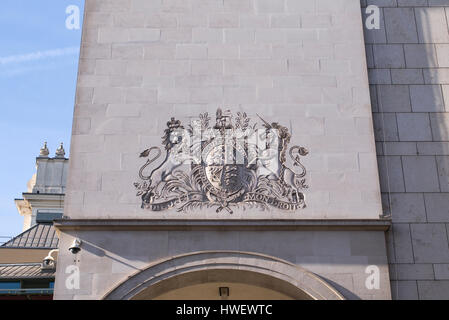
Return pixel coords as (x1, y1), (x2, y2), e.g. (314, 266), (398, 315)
(0, 263), (55, 279)
(1, 224), (58, 249)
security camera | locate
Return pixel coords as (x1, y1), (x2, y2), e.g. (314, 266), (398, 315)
(43, 256), (54, 265)
(41, 249), (58, 270)
(42, 256), (55, 268)
(69, 238), (82, 254)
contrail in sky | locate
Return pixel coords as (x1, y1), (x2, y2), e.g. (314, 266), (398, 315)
(0, 46), (79, 65)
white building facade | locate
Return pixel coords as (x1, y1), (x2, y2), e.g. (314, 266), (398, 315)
(52, 0), (449, 300)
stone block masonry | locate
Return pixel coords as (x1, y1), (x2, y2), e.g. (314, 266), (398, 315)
(69, 0), (382, 220)
(55, 0), (392, 300)
(362, 0), (449, 299)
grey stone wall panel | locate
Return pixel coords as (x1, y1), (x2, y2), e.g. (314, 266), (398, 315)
(364, 0), (449, 299)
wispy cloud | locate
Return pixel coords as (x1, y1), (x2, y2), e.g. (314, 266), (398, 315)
(1, 60), (78, 78)
(0, 46), (79, 65)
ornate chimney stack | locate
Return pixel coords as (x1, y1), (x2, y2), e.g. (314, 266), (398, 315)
(55, 142), (66, 158)
(39, 141), (49, 158)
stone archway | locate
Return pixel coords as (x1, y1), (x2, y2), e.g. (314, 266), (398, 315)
(102, 251), (344, 300)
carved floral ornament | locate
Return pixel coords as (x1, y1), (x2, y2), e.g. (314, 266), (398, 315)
(134, 109), (309, 214)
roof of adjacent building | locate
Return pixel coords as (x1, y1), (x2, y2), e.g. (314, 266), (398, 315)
(1, 224), (58, 249)
(0, 263), (55, 279)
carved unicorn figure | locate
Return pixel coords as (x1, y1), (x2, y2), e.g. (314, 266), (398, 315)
(256, 115), (308, 204)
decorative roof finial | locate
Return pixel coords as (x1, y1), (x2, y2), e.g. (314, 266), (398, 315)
(55, 142), (66, 158)
(39, 142), (49, 157)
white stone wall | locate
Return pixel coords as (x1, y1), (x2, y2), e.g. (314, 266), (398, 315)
(362, 0), (449, 299)
(67, 0), (382, 220)
(55, 0), (393, 300)
(54, 230), (391, 300)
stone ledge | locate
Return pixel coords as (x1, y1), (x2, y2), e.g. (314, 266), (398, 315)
(21, 193), (65, 199)
(54, 219), (391, 231)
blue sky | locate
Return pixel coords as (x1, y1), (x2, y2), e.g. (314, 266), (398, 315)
(0, 1), (84, 238)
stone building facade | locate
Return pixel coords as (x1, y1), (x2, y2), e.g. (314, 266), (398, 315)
(52, 0), (449, 299)
(362, 0), (449, 299)
(0, 143), (67, 299)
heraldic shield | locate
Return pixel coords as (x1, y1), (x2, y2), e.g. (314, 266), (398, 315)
(134, 108), (309, 214)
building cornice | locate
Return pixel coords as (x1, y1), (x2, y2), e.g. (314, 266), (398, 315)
(54, 219), (391, 232)
(19, 193), (65, 209)
(22, 193), (65, 199)
(36, 157), (68, 161)
(14, 199), (32, 216)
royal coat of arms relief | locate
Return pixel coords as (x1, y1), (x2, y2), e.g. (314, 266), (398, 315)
(134, 108), (309, 214)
